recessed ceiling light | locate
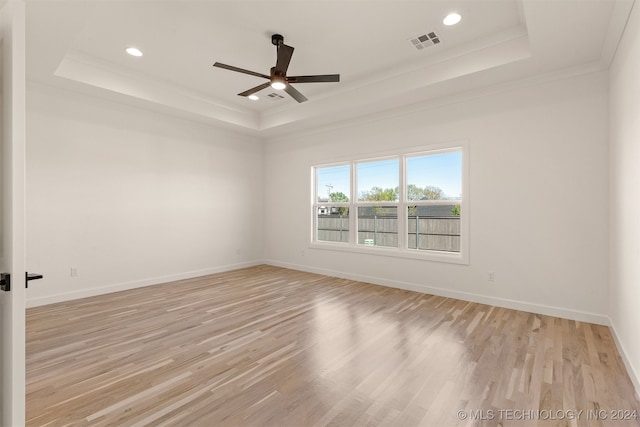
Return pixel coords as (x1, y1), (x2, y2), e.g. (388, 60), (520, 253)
(248, 94), (259, 101)
(443, 13), (462, 26)
(125, 47), (143, 57)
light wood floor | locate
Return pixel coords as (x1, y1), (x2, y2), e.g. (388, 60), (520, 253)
(26, 265), (639, 426)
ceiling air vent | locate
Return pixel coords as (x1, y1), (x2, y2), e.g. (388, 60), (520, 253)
(267, 92), (286, 101)
(409, 32), (440, 50)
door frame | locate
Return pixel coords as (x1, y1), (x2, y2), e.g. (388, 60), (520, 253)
(1, 0), (27, 425)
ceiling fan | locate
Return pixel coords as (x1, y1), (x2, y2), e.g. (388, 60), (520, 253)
(213, 34), (340, 103)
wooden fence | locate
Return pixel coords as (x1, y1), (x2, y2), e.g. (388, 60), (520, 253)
(317, 215), (460, 252)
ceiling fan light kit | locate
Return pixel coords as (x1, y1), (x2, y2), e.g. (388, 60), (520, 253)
(213, 33), (340, 103)
(270, 75), (286, 90)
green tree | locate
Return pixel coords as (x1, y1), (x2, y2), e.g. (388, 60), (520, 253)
(329, 192), (349, 216)
(407, 184), (445, 201)
(329, 191), (349, 202)
(451, 205), (461, 216)
(407, 184), (423, 201)
(360, 186), (398, 201)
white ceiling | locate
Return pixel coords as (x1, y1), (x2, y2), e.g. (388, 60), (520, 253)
(26, 0), (634, 137)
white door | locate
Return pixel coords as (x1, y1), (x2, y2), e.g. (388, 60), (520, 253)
(0, 1), (26, 426)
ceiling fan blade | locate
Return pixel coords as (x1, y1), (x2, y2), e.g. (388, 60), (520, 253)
(213, 62), (270, 80)
(287, 74), (340, 83)
(275, 44), (294, 75)
(238, 82), (271, 97)
(284, 84), (308, 103)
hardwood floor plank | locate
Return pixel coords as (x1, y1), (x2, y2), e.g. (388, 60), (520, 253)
(26, 265), (640, 426)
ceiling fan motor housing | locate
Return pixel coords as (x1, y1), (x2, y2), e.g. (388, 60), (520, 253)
(271, 34), (284, 46)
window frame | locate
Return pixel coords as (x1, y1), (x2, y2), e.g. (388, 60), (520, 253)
(310, 141), (469, 265)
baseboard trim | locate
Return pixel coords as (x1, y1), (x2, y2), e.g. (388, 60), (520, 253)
(608, 317), (640, 401)
(265, 259), (609, 326)
(30, 259), (611, 326)
(26, 260), (263, 308)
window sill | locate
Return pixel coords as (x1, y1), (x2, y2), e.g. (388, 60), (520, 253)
(309, 241), (469, 265)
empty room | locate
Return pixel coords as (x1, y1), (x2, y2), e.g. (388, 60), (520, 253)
(1, 0), (639, 425)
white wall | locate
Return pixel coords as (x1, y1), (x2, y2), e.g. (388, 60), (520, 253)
(25, 84), (264, 306)
(264, 71), (610, 324)
(609, 2), (640, 393)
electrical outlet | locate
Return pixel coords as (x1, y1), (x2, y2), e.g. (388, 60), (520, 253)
(70, 267), (78, 277)
(488, 272), (495, 282)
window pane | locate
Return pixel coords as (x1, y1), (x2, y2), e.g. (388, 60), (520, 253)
(406, 151), (462, 201)
(357, 159), (399, 201)
(357, 206), (397, 247)
(407, 205), (460, 252)
(317, 206), (349, 243)
(316, 165), (350, 202)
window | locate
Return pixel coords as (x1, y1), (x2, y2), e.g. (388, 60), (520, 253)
(312, 143), (468, 264)
(406, 151), (462, 253)
(316, 164), (350, 243)
(357, 159), (399, 248)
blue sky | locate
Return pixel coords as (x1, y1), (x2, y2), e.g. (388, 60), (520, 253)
(316, 151), (462, 201)
(357, 159), (398, 199)
(317, 164), (351, 200)
(407, 151), (462, 199)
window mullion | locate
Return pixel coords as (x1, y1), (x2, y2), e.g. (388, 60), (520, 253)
(349, 162), (357, 245)
(311, 167), (318, 243)
(397, 155), (407, 250)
